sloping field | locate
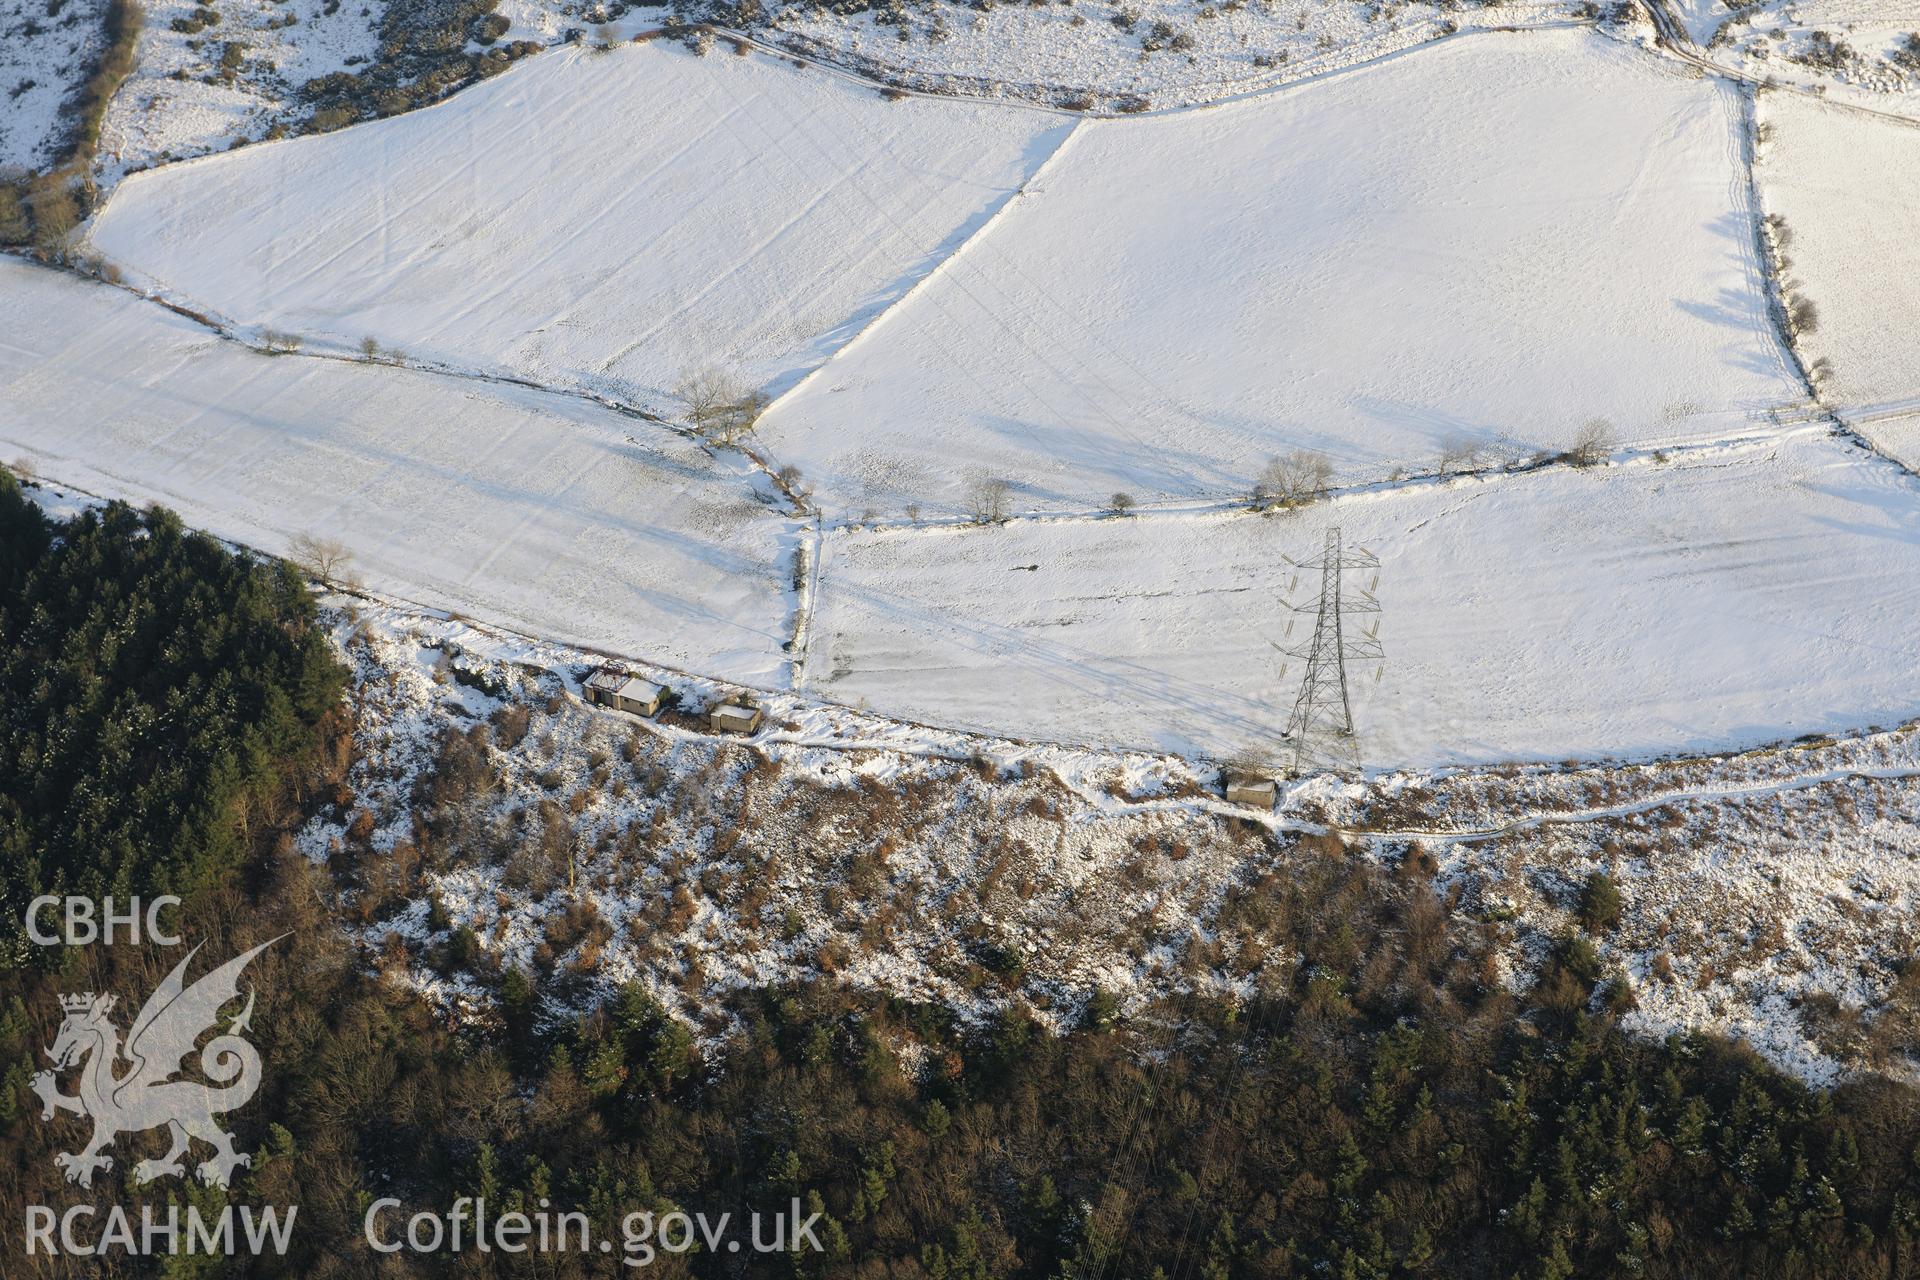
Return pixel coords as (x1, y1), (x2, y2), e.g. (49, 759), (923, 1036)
(760, 30), (1804, 517)
(803, 434), (1920, 766)
(0, 261), (791, 683)
(85, 40), (1074, 405)
(1755, 91), (1920, 435)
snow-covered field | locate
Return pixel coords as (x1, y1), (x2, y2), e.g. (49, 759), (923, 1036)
(85, 39), (1075, 405)
(0, 260), (792, 682)
(1755, 89), (1920, 430)
(760, 30), (1805, 516)
(0, 0), (104, 172)
(804, 432), (1920, 766)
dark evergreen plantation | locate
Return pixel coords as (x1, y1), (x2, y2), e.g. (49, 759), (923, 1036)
(0, 473), (343, 963)
(2, 470), (1918, 1278)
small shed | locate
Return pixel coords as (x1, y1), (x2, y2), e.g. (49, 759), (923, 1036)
(708, 702), (764, 734)
(584, 668), (667, 717)
(1221, 770), (1276, 809)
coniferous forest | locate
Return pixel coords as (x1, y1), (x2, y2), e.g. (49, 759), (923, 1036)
(3, 470), (1919, 1279)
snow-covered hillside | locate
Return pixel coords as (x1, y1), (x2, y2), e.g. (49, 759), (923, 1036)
(85, 39), (1075, 404)
(84, 31), (1808, 517)
(271, 596), (1920, 1085)
(0, 0), (105, 172)
(761, 0), (1576, 111)
(0, 260), (793, 682)
(8, 0), (1920, 1090)
(760, 30), (1804, 515)
(21, 26), (1919, 770)
(1684, 0), (1920, 121)
(97, 0), (385, 179)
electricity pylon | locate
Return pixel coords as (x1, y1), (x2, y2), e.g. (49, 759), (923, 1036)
(1273, 526), (1382, 777)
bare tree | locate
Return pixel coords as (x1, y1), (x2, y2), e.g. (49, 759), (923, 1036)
(1764, 212), (1793, 253)
(9, 456), (35, 484)
(673, 367), (769, 445)
(1224, 746), (1280, 779)
(1787, 295), (1820, 336)
(967, 476), (1011, 524)
(719, 389), (772, 444)
(288, 532), (359, 588)
(671, 366), (734, 433)
(1436, 434), (1484, 475)
(775, 464), (813, 510)
(1252, 450), (1332, 511)
(1566, 418), (1615, 468)
(1108, 491), (1136, 516)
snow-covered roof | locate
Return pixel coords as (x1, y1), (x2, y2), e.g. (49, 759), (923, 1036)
(615, 677), (663, 703)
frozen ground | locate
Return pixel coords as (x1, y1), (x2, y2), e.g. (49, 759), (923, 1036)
(1684, 0), (1920, 120)
(803, 432), (1920, 767)
(759, 29), (1805, 516)
(0, 260), (792, 682)
(770, 0), (1920, 122)
(762, 0), (1575, 111)
(96, 0), (384, 180)
(85, 39), (1075, 405)
(1754, 89), (1920, 430)
(0, 0), (104, 172)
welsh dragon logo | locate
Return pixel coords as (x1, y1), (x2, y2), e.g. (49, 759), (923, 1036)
(31, 937), (283, 1189)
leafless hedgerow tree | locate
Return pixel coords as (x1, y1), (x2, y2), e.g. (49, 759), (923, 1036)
(8, 456), (35, 484)
(1108, 491), (1137, 516)
(673, 367), (770, 445)
(288, 532), (361, 589)
(775, 464), (814, 510)
(967, 476), (1012, 524)
(1566, 418), (1615, 468)
(1787, 294), (1820, 337)
(1436, 434), (1485, 475)
(1252, 449), (1332, 511)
